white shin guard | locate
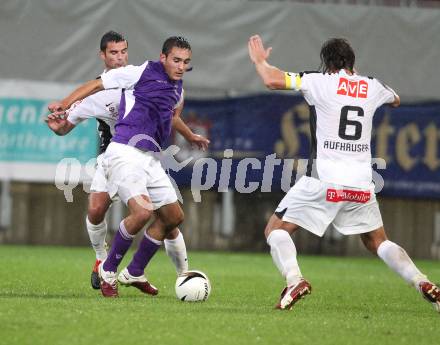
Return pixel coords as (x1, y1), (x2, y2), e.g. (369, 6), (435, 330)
(267, 229), (302, 286)
(86, 216), (108, 261)
(377, 240), (427, 288)
(164, 229), (188, 275)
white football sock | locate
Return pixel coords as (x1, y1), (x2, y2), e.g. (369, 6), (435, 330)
(377, 240), (427, 288)
(267, 229), (302, 286)
(86, 216), (108, 261)
(164, 229), (188, 275)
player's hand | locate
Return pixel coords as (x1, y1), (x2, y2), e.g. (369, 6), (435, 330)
(189, 134), (210, 151)
(45, 111), (68, 130)
(47, 101), (64, 113)
(45, 110), (67, 121)
(248, 35), (272, 64)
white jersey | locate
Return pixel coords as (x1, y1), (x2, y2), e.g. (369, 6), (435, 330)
(66, 89), (120, 129)
(285, 69), (396, 189)
(66, 71), (121, 153)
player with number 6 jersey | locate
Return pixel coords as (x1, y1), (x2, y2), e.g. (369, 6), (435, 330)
(248, 34), (440, 312)
(284, 70), (396, 189)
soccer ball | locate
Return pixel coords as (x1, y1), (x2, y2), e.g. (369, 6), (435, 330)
(175, 270), (211, 302)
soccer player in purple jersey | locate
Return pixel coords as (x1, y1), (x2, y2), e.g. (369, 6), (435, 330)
(47, 32), (209, 292)
(49, 37), (197, 297)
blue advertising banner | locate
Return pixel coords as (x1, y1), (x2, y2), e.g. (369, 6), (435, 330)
(170, 94), (440, 199)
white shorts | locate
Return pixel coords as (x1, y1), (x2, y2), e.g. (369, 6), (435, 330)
(275, 176), (383, 237)
(90, 154), (108, 193)
(102, 142), (178, 208)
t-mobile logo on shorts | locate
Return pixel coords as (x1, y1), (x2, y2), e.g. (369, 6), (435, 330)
(337, 78), (368, 98)
(326, 189), (371, 203)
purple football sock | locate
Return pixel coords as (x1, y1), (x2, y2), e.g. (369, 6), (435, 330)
(103, 221), (134, 272)
(127, 232), (161, 277)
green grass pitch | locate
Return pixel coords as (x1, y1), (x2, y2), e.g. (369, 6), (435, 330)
(0, 245), (438, 345)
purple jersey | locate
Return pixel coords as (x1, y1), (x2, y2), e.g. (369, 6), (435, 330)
(101, 60), (184, 151)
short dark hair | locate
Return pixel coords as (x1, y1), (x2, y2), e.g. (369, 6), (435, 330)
(319, 38), (355, 73)
(100, 31), (127, 51)
(161, 36), (191, 56)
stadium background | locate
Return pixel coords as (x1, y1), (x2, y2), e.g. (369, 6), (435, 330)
(1, 0), (440, 259)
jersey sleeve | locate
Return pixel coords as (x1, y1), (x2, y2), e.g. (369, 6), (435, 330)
(100, 61), (148, 90)
(66, 92), (113, 125)
(373, 78), (398, 106)
(65, 99), (93, 125)
(285, 71), (320, 105)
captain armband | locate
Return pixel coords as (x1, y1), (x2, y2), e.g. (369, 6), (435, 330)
(284, 72), (302, 91)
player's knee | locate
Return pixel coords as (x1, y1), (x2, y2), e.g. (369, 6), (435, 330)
(361, 229), (387, 254)
(264, 213), (297, 239)
(132, 209), (153, 228)
(363, 240), (377, 254)
(264, 214), (279, 238)
(264, 224), (274, 239)
(172, 209), (185, 229)
(166, 227), (180, 240)
(87, 205), (107, 224)
(165, 208), (184, 231)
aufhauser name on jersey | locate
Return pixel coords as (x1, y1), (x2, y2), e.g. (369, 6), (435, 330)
(323, 140), (369, 153)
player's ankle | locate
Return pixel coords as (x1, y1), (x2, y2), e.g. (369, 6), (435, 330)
(413, 274), (429, 289)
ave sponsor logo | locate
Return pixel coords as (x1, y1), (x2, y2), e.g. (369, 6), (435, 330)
(337, 78), (368, 98)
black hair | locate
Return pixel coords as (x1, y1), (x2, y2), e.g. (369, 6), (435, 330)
(161, 36), (191, 56)
(100, 31), (127, 52)
(319, 38), (355, 73)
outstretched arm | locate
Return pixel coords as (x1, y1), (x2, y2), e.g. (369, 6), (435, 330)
(172, 103), (210, 151)
(48, 79), (104, 112)
(248, 35), (286, 90)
